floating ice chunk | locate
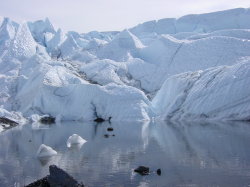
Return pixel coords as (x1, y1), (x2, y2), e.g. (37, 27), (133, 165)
(30, 114), (41, 122)
(37, 144), (57, 158)
(67, 134), (87, 148)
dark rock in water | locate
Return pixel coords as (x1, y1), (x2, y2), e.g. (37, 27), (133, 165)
(25, 176), (50, 187)
(48, 165), (84, 187)
(40, 116), (55, 124)
(157, 169), (161, 176)
(104, 134), (109, 138)
(107, 127), (113, 131)
(104, 134), (116, 138)
(0, 117), (18, 127)
(134, 166), (149, 175)
(94, 117), (105, 123)
(25, 165), (84, 187)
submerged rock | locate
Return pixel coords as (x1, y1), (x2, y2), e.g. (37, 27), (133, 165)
(104, 133), (115, 138)
(157, 168), (162, 176)
(134, 166), (150, 175)
(94, 117), (105, 123)
(107, 127), (113, 131)
(104, 134), (109, 138)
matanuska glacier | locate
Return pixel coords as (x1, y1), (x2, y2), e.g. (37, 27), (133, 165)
(0, 8), (250, 124)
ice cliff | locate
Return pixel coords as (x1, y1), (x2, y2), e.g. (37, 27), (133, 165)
(0, 8), (250, 122)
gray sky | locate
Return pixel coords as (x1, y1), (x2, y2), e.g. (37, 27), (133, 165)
(1, 0), (250, 33)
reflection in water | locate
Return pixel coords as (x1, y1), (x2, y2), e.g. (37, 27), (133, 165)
(38, 157), (52, 166)
(0, 121), (250, 186)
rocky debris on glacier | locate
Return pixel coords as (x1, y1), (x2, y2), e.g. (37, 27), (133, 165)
(0, 8), (250, 123)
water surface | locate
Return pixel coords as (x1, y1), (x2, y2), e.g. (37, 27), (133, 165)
(0, 121), (250, 187)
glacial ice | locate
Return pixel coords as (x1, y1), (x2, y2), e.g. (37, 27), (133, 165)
(152, 59), (250, 121)
(28, 18), (55, 46)
(67, 134), (87, 148)
(36, 144), (57, 158)
(0, 8), (250, 123)
(130, 8), (250, 36)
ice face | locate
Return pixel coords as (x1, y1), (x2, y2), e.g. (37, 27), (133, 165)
(0, 8), (250, 122)
(152, 59), (250, 121)
(130, 8), (250, 36)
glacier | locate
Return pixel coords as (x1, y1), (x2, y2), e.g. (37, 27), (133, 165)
(152, 59), (250, 121)
(0, 8), (250, 125)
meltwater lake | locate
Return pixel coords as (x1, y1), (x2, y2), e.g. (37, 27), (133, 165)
(0, 121), (250, 187)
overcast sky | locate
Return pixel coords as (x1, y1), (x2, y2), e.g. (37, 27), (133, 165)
(1, 0), (250, 33)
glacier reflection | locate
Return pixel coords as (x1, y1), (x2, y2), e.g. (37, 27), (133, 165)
(0, 120), (250, 187)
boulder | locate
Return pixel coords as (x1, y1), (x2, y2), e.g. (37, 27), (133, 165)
(134, 166), (149, 175)
(25, 165), (84, 187)
(48, 165), (84, 187)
